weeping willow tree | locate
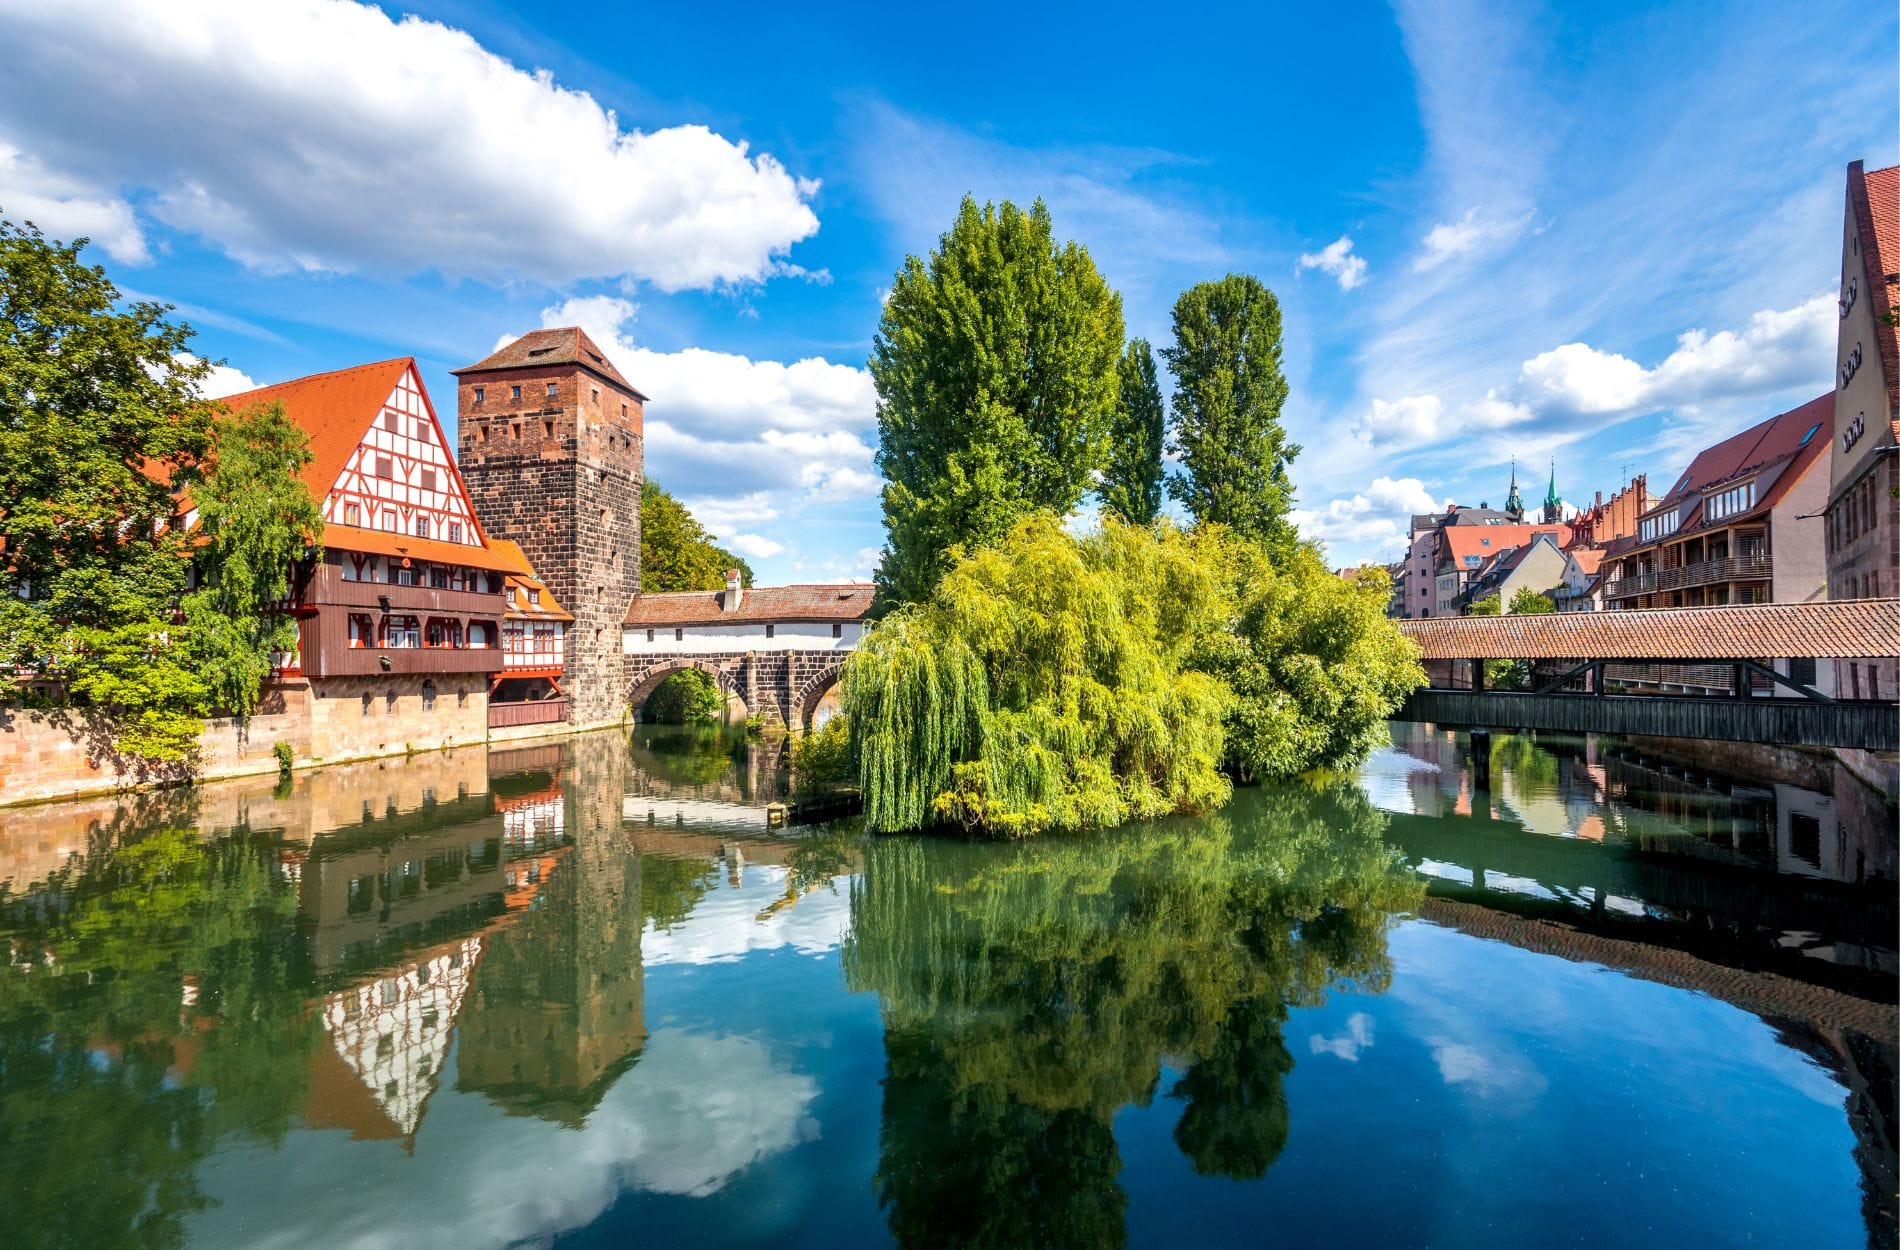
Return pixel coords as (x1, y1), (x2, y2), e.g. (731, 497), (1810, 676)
(840, 515), (1232, 836)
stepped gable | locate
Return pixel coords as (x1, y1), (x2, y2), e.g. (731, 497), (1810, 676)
(454, 327), (645, 399)
(625, 584), (873, 627)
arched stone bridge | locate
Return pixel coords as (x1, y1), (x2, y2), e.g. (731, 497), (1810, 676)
(626, 650), (846, 730)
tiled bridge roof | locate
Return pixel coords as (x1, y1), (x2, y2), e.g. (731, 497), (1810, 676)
(1397, 600), (1900, 660)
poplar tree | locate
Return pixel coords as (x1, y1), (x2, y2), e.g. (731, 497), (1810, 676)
(1098, 338), (1165, 526)
(871, 196), (1124, 604)
(1162, 275), (1301, 558)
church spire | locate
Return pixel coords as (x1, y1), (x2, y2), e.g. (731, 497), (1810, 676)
(1504, 459), (1524, 517)
(1542, 459), (1563, 523)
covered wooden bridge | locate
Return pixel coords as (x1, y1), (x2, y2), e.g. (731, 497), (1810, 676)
(1394, 601), (1900, 750)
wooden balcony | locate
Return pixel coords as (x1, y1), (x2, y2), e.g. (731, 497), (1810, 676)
(1605, 553), (1771, 600)
(301, 634), (504, 678)
(306, 563), (506, 618)
(489, 698), (569, 729)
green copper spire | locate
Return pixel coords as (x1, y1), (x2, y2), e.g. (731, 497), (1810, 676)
(1504, 460), (1524, 515)
(1545, 461), (1560, 509)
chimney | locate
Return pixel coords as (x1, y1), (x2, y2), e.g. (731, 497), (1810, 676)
(723, 569), (742, 611)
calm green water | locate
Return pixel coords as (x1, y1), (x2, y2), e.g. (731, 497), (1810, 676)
(1, 725), (1893, 1250)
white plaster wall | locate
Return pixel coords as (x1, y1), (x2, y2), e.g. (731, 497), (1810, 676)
(623, 621), (864, 655)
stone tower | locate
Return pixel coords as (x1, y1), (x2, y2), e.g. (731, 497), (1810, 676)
(454, 328), (644, 727)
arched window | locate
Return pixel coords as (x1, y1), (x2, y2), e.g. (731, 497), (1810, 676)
(421, 680), (437, 713)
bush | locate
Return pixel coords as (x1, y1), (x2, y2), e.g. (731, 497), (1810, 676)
(272, 740), (294, 780)
(792, 717), (853, 798)
(643, 669), (724, 724)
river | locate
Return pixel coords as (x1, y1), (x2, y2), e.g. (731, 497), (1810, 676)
(1, 724), (1893, 1250)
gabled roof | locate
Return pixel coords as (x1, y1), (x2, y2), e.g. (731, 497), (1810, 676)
(1849, 161), (1899, 423)
(1442, 523), (1570, 568)
(217, 358), (413, 499)
(1567, 548), (1605, 576)
(625, 584), (873, 628)
(489, 539), (573, 622)
(1646, 393), (1832, 524)
(325, 524), (528, 574)
(453, 327), (646, 399)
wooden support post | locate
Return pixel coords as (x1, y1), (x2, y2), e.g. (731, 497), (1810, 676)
(1470, 726), (1491, 792)
(1471, 660), (1485, 694)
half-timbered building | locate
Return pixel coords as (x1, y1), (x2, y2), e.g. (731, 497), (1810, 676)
(218, 359), (535, 758)
(488, 538), (573, 733)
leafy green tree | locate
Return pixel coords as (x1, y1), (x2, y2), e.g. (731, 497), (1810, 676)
(871, 197), (1124, 604)
(1098, 338), (1164, 525)
(640, 668), (725, 724)
(0, 218), (216, 759)
(1193, 542), (1424, 783)
(181, 402), (323, 716)
(639, 480), (753, 592)
(1162, 275), (1300, 557)
(1508, 586), (1556, 615)
(1466, 593), (1501, 616)
(842, 515), (1230, 836)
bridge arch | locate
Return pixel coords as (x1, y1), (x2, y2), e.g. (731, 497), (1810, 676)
(791, 660), (847, 732)
(627, 657), (744, 722)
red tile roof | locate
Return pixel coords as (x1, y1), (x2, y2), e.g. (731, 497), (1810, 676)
(217, 359), (414, 501)
(1442, 524), (1569, 569)
(1398, 599), (1900, 660)
(453, 327), (645, 399)
(1850, 161), (1900, 424)
(625, 584), (873, 627)
(1646, 393), (1832, 526)
(1568, 548), (1605, 576)
(489, 539), (573, 621)
(322, 524), (529, 574)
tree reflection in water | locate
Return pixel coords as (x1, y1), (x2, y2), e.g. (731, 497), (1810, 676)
(843, 780), (1425, 1249)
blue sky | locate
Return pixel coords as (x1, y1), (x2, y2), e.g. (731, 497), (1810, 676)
(1, 0), (1893, 579)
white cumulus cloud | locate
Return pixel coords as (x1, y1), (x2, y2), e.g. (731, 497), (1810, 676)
(1292, 236), (1368, 288)
(1355, 394), (1446, 447)
(1297, 235), (1368, 290)
(0, 0), (819, 289)
(1291, 476), (1446, 553)
(1414, 208), (1536, 272)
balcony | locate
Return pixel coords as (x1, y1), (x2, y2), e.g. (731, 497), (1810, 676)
(1605, 554), (1771, 601)
(306, 563), (506, 618)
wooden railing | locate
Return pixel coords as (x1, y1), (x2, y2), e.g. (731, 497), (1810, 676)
(1397, 689), (1898, 750)
(489, 698), (569, 729)
(1605, 554), (1771, 600)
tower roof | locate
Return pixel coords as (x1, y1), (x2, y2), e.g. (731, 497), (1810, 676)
(453, 327), (646, 400)
(1545, 462), (1561, 508)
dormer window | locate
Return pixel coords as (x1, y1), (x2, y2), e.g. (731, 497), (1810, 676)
(528, 589), (540, 606)
(1704, 480), (1755, 523)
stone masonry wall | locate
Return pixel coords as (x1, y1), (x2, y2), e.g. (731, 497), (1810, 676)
(456, 361), (642, 728)
(306, 674), (488, 762)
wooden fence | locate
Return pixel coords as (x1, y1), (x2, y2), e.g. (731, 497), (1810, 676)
(1397, 689), (1899, 750)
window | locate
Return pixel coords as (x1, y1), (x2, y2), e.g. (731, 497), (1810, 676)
(485, 572), (504, 594)
(361, 693), (373, 718)
(766, 624), (776, 639)
(1789, 657), (1817, 686)
(386, 690), (398, 713)
(429, 565), (448, 589)
(528, 589), (540, 606)
(622, 403), (628, 418)
(511, 385), (522, 400)
(415, 419), (429, 441)
(448, 521), (463, 544)
(473, 386), (485, 405)
(380, 616), (420, 649)
(546, 382), (558, 397)
(422, 680), (437, 713)
(375, 455), (393, 479)
(394, 562), (417, 587)
(543, 420), (554, 438)
(347, 614), (374, 648)
(420, 469), (436, 492)
(384, 411), (399, 432)
(426, 619), (461, 649)
(675, 628), (683, 642)
(382, 509), (398, 532)
(646, 628), (655, 642)
(469, 622), (494, 648)
(344, 501), (361, 526)
(414, 516), (430, 539)
(1704, 480), (1755, 523)
(591, 388), (599, 404)
(832, 622), (843, 639)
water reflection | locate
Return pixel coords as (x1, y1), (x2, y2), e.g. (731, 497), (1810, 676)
(0, 724), (1893, 1249)
(843, 783), (1424, 1248)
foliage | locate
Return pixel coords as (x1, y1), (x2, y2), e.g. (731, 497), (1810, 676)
(1162, 274), (1301, 559)
(842, 515), (1231, 836)
(844, 781), (1424, 1246)
(791, 715), (853, 799)
(641, 667), (724, 724)
(1508, 587), (1556, 615)
(1098, 338), (1165, 526)
(272, 739), (294, 779)
(181, 401), (323, 716)
(1466, 593), (1501, 616)
(1192, 543), (1424, 783)
(870, 197), (1124, 604)
(639, 480), (753, 592)
(0, 825), (319, 1247)
(0, 217), (220, 760)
